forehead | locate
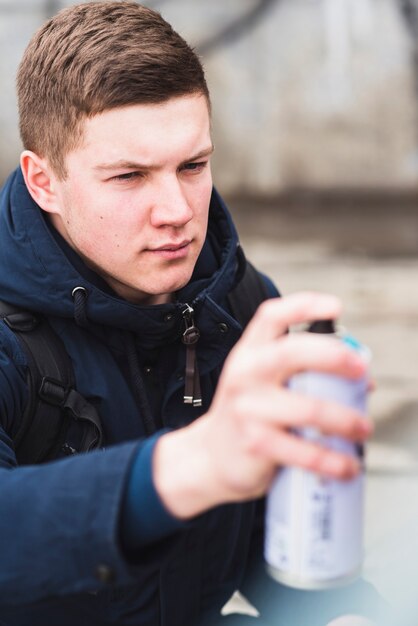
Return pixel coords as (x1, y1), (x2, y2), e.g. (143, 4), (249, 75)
(71, 94), (211, 168)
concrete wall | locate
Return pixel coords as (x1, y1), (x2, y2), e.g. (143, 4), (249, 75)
(1, 0), (417, 194)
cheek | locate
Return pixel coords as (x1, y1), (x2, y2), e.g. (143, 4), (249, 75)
(80, 200), (147, 258)
(63, 203), (117, 256)
(193, 178), (212, 224)
(57, 181), (143, 262)
(64, 188), (129, 236)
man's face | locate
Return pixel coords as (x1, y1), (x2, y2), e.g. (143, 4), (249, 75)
(49, 94), (213, 305)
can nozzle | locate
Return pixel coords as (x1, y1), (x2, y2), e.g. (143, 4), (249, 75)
(308, 319), (336, 334)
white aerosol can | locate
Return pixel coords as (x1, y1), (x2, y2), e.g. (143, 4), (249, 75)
(264, 319), (369, 590)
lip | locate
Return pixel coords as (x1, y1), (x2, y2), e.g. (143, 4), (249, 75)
(147, 240), (192, 260)
(153, 240), (191, 251)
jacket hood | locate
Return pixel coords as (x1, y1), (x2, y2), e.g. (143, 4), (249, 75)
(0, 168), (242, 336)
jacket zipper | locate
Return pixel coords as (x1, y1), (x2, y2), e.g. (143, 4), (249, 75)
(181, 304), (202, 406)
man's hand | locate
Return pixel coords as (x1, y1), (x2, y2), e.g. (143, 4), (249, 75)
(154, 292), (372, 519)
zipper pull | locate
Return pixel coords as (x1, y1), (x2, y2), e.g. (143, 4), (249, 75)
(181, 304), (202, 406)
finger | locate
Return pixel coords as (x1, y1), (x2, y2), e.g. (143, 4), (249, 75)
(259, 429), (361, 480)
(273, 333), (367, 383)
(234, 388), (372, 440)
(242, 292), (342, 347)
(232, 333), (366, 385)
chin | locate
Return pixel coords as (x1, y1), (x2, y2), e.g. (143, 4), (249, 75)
(162, 270), (194, 295)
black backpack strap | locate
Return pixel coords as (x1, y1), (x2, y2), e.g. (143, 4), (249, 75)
(0, 301), (103, 465)
(227, 253), (271, 328)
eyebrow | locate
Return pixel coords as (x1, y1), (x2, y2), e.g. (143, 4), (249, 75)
(93, 145), (215, 172)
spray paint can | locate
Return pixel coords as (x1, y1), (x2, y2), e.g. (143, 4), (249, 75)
(264, 319), (369, 590)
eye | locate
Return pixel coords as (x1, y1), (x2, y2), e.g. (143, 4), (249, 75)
(181, 161), (208, 174)
(112, 171), (142, 182)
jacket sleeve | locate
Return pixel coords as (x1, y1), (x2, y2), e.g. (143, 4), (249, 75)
(0, 325), (184, 606)
(120, 433), (187, 550)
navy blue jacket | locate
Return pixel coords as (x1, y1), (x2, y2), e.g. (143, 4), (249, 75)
(0, 168), (278, 626)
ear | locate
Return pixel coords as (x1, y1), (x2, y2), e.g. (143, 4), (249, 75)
(20, 151), (61, 215)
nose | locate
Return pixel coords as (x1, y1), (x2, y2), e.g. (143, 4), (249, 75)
(150, 176), (193, 229)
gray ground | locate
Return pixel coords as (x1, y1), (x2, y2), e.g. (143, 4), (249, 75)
(224, 193), (418, 620)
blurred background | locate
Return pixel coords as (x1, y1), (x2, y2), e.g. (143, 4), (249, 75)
(2, 0), (418, 620)
(2, 0), (418, 192)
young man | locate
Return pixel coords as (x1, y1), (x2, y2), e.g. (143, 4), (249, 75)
(0, 2), (379, 625)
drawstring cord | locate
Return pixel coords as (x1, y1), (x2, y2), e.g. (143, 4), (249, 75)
(72, 287), (89, 328)
(71, 286), (157, 436)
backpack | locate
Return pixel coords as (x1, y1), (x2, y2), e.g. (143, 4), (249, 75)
(0, 259), (271, 466)
(0, 303), (103, 465)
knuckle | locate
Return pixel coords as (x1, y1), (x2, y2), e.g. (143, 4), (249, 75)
(344, 457), (356, 476)
(232, 393), (251, 421)
(272, 334), (295, 364)
(338, 409), (365, 439)
(299, 397), (324, 426)
(223, 357), (251, 390)
(245, 429), (267, 455)
(341, 413), (358, 437)
(303, 446), (324, 472)
(336, 455), (357, 479)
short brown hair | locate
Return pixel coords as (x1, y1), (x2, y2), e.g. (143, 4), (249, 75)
(17, 1), (210, 178)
